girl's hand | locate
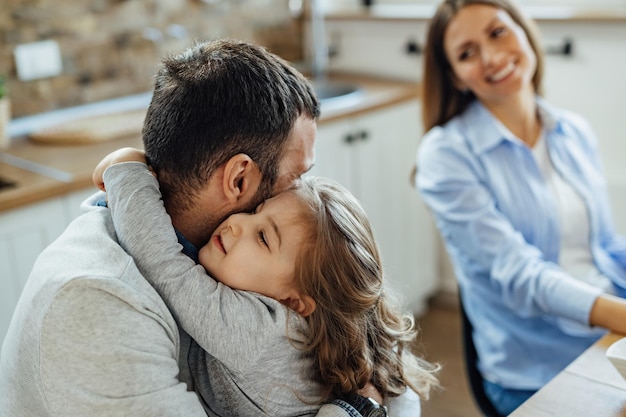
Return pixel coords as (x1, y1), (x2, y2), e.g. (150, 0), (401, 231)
(92, 147), (147, 191)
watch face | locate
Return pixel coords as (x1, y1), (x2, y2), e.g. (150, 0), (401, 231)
(364, 399), (388, 417)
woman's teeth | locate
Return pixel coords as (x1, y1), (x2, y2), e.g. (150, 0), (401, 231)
(489, 62), (515, 82)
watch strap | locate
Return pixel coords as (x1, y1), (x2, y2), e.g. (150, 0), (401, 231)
(340, 392), (388, 417)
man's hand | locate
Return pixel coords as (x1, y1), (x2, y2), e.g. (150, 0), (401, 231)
(92, 147), (147, 191)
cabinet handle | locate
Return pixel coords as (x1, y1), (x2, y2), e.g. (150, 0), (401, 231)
(405, 39), (423, 56)
(546, 38), (573, 57)
(344, 131), (369, 144)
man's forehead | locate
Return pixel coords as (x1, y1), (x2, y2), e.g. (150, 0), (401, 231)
(274, 115), (316, 192)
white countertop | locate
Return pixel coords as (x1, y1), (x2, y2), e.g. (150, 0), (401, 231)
(8, 92), (153, 139)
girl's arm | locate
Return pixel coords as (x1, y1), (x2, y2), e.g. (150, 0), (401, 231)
(92, 147), (146, 192)
(102, 161), (287, 367)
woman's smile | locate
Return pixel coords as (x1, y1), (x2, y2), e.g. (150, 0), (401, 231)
(488, 60), (516, 83)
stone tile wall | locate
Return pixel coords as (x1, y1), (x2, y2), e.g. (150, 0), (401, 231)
(1, 0), (303, 117)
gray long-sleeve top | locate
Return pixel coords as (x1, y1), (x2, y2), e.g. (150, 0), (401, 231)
(104, 162), (333, 416)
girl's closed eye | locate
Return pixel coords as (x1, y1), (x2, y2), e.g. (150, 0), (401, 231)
(258, 230), (268, 247)
(254, 202), (265, 214)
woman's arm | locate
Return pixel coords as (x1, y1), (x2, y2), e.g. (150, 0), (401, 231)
(590, 294), (626, 335)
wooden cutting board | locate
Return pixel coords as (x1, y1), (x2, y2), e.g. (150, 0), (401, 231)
(29, 110), (146, 145)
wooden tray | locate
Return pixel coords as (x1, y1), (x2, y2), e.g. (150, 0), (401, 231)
(29, 110), (146, 145)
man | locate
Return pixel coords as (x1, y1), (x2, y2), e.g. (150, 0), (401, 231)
(0, 39), (418, 416)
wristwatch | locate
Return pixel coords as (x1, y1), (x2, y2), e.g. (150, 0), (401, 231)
(341, 392), (388, 417)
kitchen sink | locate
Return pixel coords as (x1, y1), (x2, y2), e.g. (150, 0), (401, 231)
(311, 80), (362, 103)
(0, 176), (16, 191)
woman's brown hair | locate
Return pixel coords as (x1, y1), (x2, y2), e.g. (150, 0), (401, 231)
(291, 176), (439, 400)
(422, 0), (544, 132)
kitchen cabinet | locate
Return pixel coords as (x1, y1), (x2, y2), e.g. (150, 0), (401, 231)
(310, 99), (439, 315)
(0, 187), (96, 344)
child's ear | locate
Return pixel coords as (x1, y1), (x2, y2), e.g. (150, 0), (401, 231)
(222, 153), (261, 204)
(283, 295), (317, 317)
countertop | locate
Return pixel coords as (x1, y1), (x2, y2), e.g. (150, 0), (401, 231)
(510, 332), (626, 417)
(0, 74), (419, 213)
(326, 4), (626, 23)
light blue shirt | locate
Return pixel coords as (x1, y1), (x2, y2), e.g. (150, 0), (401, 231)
(416, 98), (626, 390)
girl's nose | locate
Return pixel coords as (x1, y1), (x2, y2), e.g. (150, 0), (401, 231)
(226, 212), (250, 238)
(226, 215), (242, 237)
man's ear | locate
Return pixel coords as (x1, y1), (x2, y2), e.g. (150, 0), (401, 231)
(282, 295), (317, 317)
(222, 153), (261, 204)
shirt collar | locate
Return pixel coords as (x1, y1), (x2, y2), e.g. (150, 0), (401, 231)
(458, 97), (564, 155)
(176, 230), (199, 262)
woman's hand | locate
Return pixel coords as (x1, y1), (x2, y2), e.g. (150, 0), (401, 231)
(92, 147), (147, 191)
(590, 293), (626, 335)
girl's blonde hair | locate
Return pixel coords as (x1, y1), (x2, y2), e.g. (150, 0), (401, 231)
(292, 176), (439, 400)
(422, 0), (544, 131)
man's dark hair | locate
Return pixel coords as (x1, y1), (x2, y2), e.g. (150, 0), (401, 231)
(143, 39), (320, 213)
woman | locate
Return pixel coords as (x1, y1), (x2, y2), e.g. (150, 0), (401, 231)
(415, 0), (626, 415)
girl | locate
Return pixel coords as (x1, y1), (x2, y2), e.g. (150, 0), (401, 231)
(96, 149), (439, 417)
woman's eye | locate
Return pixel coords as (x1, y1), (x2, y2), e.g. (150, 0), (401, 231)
(459, 47), (475, 61)
(258, 230), (268, 247)
(492, 26), (506, 37)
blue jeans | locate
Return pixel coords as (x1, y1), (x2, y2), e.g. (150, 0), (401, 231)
(483, 380), (536, 416)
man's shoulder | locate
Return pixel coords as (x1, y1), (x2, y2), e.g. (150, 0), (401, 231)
(36, 209), (132, 283)
(30, 209), (172, 318)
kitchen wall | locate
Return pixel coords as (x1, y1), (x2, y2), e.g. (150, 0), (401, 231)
(1, 0), (303, 118)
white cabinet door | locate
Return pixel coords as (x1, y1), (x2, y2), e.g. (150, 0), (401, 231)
(311, 118), (354, 189)
(311, 100), (438, 315)
(0, 188), (96, 344)
(356, 100), (438, 315)
(0, 198), (67, 344)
